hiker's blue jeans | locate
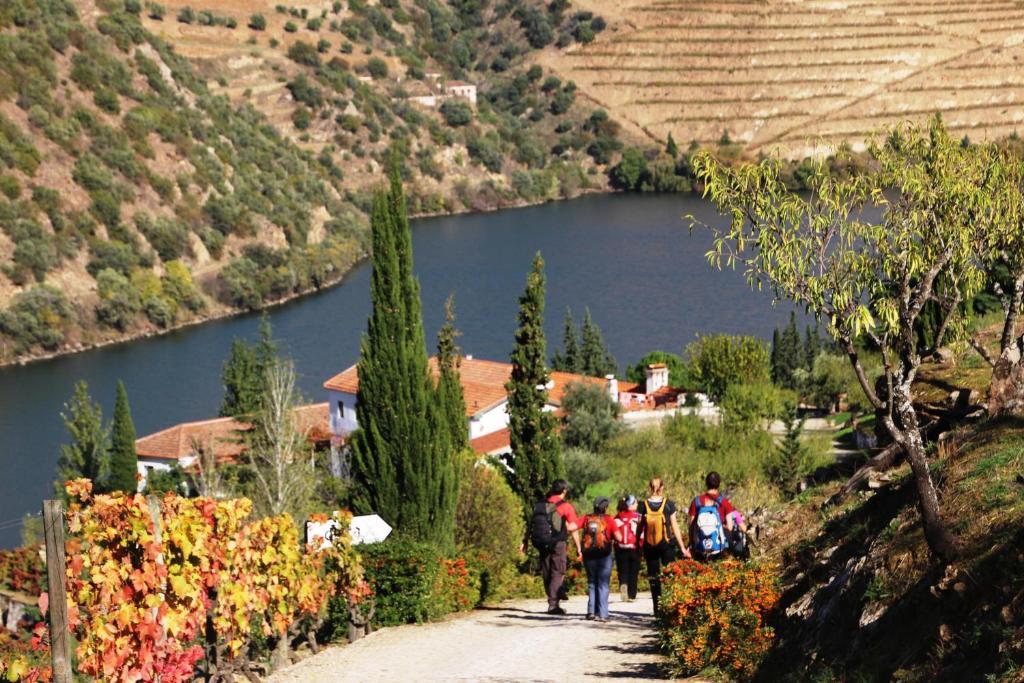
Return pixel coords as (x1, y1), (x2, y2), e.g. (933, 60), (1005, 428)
(584, 552), (613, 618)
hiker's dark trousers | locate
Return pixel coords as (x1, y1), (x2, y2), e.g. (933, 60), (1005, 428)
(615, 546), (641, 599)
(540, 540), (568, 609)
(644, 543), (676, 613)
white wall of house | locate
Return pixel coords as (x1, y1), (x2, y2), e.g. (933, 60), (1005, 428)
(136, 458), (173, 492)
(468, 401), (509, 440)
(328, 390), (360, 436)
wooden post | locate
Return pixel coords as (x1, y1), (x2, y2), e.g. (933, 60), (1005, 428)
(42, 500), (71, 683)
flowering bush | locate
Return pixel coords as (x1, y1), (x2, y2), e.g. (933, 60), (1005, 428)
(438, 558), (481, 613)
(658, 559), (779, 680)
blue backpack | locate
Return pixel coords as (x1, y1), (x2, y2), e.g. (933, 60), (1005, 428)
(692, 495), (725, 557)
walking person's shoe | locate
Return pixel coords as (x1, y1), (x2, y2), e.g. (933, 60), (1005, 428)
(619, 584), (628, 602)
(585, 613), (595, 621)
(546, 606), (567, 615)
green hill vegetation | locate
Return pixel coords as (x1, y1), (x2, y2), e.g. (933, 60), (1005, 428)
(0, 0), (630, 364)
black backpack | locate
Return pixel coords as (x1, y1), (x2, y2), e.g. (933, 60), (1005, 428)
(530, 499), (566, 551)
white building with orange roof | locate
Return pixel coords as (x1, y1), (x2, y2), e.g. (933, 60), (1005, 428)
(322, 357), (694, 457)
(134, 403), (332, 491)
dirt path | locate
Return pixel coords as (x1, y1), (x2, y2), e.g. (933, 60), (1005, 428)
(268, 592), (672, 682)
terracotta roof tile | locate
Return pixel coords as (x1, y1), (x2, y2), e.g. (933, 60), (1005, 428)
(135, 403), (332, 462)
(470, 428), (511, 455)
(324, 358), (606, 415)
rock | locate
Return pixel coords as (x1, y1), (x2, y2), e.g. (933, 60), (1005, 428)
(953, 581), (968, 596)
(939, 624), (953, 641)
(935, 347), (955, 363)
(866, 471), (892, 490)
(859, 601), (887, 627)
(1002, 606), (1014, 625)
(988, 357), (1024, 417)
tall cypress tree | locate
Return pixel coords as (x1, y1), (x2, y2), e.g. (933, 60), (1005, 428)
(437, 294), (468, 453)
(551, 308), (579, 372)
(220, 339), (259, 417)
(804, 325), (821, 371)
(56, 381), (109, 496)
(506, 253), (561, 517)
(106, 381), (138, 494)
(579, 307), (617, 377)
(780, 311), (802, 389)
(770, 328), (783, 385)
(666, 132), (679, 159)
(350, 170), (456, 549)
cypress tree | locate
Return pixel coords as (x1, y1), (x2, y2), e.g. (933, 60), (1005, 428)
(106, 381), (139, 494)
(506, 252), (561, 517)
(220, 339), (259, 417)
(56, 381), (109, 495)
(350, 170), (456, 548)
(666, 132), (679, 159)
(770, 328), (782, 385)
(804, 325), (821, 371)
(551, 308), (579, 372)
(437, 294), (468, 453)
(579, 307), (617, 377)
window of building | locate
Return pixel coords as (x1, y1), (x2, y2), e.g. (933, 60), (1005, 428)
(337, 400), (345, 419)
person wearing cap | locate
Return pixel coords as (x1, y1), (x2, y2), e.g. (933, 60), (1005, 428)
(613, 495), (642, 602)
(579, 496), (623, 621)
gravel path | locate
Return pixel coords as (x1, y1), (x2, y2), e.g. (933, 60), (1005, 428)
(268, 592), (673, 682)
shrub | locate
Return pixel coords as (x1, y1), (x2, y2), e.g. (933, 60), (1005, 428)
(560, 381), (622, 451)
(143, 294), (175, 327)
(161, 260), (205, 312)
(177, 6), (195, 23)
(0, 285), (73, 351)
(562, 446), (608, 500)
(366, 57), (388, 79)
(439, 99), (472, 127)
(455, 454), (524, 603)
(248, 13), (266, 30)
(136, 213), (189, 262)
(0, 175), (19, 199)
(95, 268), (142, 330)
(292, 107), (312, 131)
(284, 20), (298, 32)
(147, 2), (165, 19)
(287, 40), (320, 66)
(659, 560), (779, 680)
(360, 538), (479, 627)
(719, 382), (795, 432)
(87, 240), (137, 276)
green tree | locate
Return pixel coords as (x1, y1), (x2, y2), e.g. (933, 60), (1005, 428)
(804, 325), (822, 370)
(437, 295), (468, 452)
(693, 117), (995, 560)
(56, 381), (109, 495)
(685, 334), (770, 402)
(579, 308), (617, 377)
(764, 414), (813, 498)
(719, 381), (794, 432)
(550, 307), (580, 373)
(350, 170), (456, 549)
(770, 312), (802, 389)
(610, 148), (647, 190)
(220, 315), (278, 417)
(666, 132), (679, 159)
(106, 381), (138, 494)
(506, 253), (561, 516)
(560, 381), (622, 451)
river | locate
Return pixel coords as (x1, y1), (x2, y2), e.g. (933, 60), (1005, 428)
(0, 193), (801, 547)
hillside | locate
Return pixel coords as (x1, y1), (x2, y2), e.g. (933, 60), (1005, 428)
(541, 0), (1024, 157)
(755, 351), (1024, 681)
(0, 0), (632, 364)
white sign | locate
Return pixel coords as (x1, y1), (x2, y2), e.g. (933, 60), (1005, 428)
(305, 513), (393, 551)
(350, 514), (393, 545)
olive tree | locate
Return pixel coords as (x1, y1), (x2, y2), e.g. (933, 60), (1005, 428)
(691, 118), (998, 562)
(974, 147), (1024, 415)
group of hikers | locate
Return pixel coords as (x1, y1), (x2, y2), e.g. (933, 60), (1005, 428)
(531, 472), (748, 620)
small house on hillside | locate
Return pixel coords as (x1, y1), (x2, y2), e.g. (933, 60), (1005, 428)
(134, 403), (332, 491)
(401, 78), (477, 108)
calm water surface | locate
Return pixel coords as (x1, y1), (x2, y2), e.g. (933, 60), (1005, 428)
(0, 193), (800, 547)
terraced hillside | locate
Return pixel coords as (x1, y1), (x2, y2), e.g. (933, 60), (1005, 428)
(541, 0), (1024, 156)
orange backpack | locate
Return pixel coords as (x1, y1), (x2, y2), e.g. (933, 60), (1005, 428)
(581, 515), (611, 557)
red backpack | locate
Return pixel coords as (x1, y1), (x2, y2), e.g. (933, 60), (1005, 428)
(616, 511), (640, 549)
(581, 515), (612, 558)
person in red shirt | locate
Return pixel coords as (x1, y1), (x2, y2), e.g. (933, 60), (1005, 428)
(613, 495), (642, 602)
(537, 480), (581, 615)
(687, 471), (735, 560)
(580, 497), (623, 621)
